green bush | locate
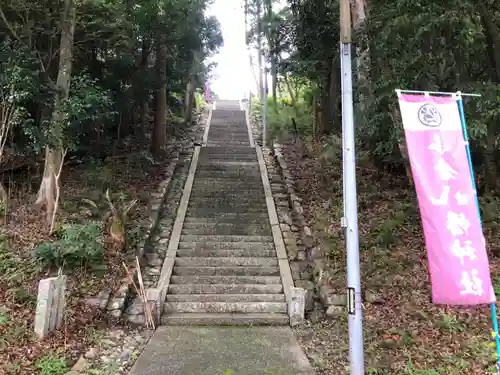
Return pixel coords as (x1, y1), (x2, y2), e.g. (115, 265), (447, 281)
(33, 222), (104, 270)
(252, 94), (313, 143)
(36, 354), (68, 375)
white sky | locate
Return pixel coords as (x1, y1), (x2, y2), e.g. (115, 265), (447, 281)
(206, 0), (251, 99)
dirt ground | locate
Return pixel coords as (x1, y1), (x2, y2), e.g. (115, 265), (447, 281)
(0, 147), (175, 374)
(284, 139), (499, 375)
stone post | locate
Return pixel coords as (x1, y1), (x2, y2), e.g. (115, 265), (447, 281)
(288, 287), (306, 327)
(34, 275), (67, 339)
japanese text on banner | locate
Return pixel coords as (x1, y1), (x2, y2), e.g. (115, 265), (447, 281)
(397, 94), (495, 305)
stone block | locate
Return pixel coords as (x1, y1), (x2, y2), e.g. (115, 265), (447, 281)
(34, 275), (67, 340)
(294, 280), (315, 312)
(288, 287), (306, 327)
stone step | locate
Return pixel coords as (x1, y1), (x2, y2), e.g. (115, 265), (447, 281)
(161, 313), (289, 326)
(198, 156), (257, 163)
(191, 184), (264, 190)
(181, 226), (271, 236)
(173, 266), (280, 277)
(200, 152), (256, 158)
(206, 137), (248, 140)
(179, 235), (273, 243)
(178, 241), (275, 250)
(186, 207), (267, 215)
(206, 142), (250, 146)
(166, 294), (285, 302)
(175, 257), (278, 267)
(198, 161), (258, 167)
(167, 284), (283, 294)
(187, 200), (266, 208)
(187, 191), (264, 198)
(192, 177), (263, 184)
(170, 275), (282, 284)
(194, 173), (262, 180)
(190, 185), (264, 192)
(184, 214), (270, 224)
(175, 248), (276, 257)
(164, 301), (287, 314)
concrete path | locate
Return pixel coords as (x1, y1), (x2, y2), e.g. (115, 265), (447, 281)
(128, 326), (314, 375)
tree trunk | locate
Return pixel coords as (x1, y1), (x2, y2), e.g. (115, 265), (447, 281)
(264, 0), (277, 107)
(151, 34), (167, 158)
(256, 0), (264, 100)
(35, 0), (75, 226)
(477, 0), (500, 191)
(184, 77), (195, 125)
(351, 0), (370, 113)
(139, 38), (150, 144)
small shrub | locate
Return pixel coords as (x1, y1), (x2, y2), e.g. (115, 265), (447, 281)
(36, 354), (68, 375)
(0, 232), (25, 285)
(435, 312), (465, 333)
(33, 222), (104, 270)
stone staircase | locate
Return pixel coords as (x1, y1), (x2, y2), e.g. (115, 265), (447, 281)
(159, 101), (294, 326)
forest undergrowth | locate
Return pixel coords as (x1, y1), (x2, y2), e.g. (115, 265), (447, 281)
(286, 137), (500, 375)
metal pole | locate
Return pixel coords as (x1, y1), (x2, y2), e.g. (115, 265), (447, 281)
(340, 0), (364, 373)
(456, 95), (500, 374)
(263, 70), (267, 148)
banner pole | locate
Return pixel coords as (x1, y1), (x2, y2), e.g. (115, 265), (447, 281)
(340, 0), (364, 373)
(456, 94), (500, 373)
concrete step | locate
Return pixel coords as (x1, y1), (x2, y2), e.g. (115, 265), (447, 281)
(187, 191), (264, 198)
(182, 221), (270, 230)
(173, 267), (280, 277)
(167, 284), (283, 294)
(178, 241), (275, 250)
(161, 312), (289, 326)
(175, 248), (276, 257)
(186, 207), (267, 215)
(187, 199), (266, 207)
(179, 235), (273, 243)
(166, 294), (285, 302)
(181, 226), (271, 236)
(170, 275), (282, 284)
(206, 142), (250, 147)
(191, 178), (263, 185)
(198, 156), (257, 163)
(194, 173), (262, 180)
(164, 301), (287, 313)
(198, 161), (258, 167)
(175, 257), (278, 267)
(184, 214), (270, 224)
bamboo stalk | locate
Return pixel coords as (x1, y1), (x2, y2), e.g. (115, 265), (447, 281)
(136, 257), (155, 329)
(122, 261), (155, 329)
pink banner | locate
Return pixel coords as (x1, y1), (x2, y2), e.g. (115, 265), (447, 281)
(398, 93), (495, 305)
(204, 85), (210, 103)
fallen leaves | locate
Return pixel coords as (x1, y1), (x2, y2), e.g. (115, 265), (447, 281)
(285, 139), (499, 374)
(0, 150), (172, 374)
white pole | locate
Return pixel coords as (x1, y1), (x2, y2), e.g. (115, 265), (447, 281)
(263, 69), (267, 148)
(340, 0), (364, 373)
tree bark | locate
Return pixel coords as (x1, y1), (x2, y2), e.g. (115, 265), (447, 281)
(139, 38), (151, 143)
(256, 0), (264, 100)
(184, 77), (195, 125)
(477, 0), (500, 191)
(264, 0), (277, 107)
(35, 0), (75, 226)
(151, 33), (167, 158)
